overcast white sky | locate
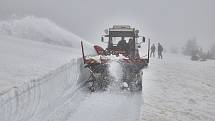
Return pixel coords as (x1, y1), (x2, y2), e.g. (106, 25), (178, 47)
(0, 0), (215, 49)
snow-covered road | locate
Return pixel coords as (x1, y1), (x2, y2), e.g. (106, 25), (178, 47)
(66, 91), (141, 121)
(140, 54), (215, 121)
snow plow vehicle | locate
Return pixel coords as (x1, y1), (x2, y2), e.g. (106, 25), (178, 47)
(81, 25), (150, 92)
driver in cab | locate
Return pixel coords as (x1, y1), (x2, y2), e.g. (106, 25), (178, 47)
(117, 37), (127, 50)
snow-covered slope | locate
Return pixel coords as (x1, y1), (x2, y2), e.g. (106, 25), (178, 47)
(140, 54), (215, 121)
(0, 16), (91, 49)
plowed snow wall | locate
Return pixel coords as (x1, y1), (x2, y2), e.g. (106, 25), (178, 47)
(0, 58), (89, 121)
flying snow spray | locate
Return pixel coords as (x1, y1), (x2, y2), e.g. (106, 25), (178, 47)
(108, 60), (123, 91)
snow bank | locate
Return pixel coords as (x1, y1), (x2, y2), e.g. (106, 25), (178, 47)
(0, 35), (80, 92)
(0, 58), (90, 121)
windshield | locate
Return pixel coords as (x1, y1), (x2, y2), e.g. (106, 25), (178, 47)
(111, 37), (131, 45)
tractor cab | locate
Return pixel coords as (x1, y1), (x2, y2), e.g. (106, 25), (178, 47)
(101, 25), (146, 59)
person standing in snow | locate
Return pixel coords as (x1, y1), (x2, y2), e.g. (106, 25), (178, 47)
(150, 44), (156, 58)
(158, 43), (163, 59)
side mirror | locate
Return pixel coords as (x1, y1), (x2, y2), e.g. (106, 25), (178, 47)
(142, 37), (145, 43)
(101, 37), (104, 42)
(135, 30), (139, 34)
(104, 29), (108, 34)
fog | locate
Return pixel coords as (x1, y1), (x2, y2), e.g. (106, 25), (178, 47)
(0, 0), (215, 50)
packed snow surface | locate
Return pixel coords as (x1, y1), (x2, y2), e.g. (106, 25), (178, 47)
(140, 54), (215, 121)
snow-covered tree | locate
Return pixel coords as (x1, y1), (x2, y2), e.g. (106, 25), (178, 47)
(209, 44), (215, 58)
(182, 38), (199, 56)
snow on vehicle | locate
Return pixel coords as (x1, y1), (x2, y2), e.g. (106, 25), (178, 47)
(81, 25), (150, 92)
